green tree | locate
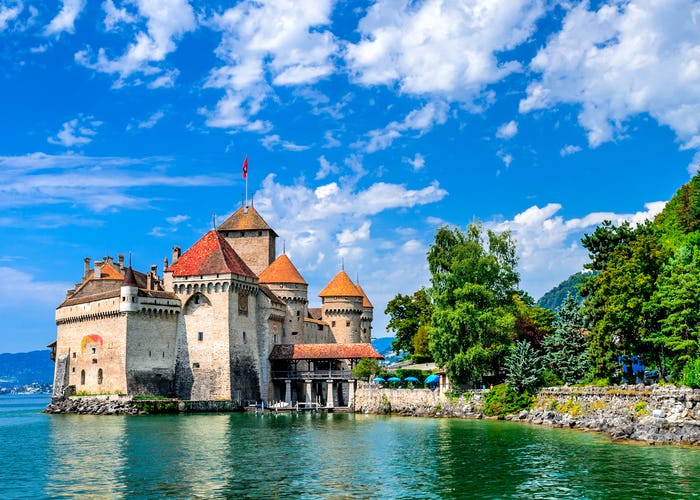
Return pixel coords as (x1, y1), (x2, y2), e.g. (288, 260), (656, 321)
(505, 340), (543, 392)
(542, 292), (589, 384)
(427, 223), (520, 385)
(352, 358), (381, 381)
(513, 294), (555, 349)
(581, 220), (666, 380)
(385, 289), (433, 356)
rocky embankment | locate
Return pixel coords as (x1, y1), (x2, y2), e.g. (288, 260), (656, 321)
(45, 396), (140, 415)
(355, 384), (700, 446)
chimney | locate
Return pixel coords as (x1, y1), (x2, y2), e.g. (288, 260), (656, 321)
(163, 257), (169, 271)
(118, 254), (125, 272)
(83, 257), (91, 280)
(94, 261), (103, 279)
(172, 246), (181, 265)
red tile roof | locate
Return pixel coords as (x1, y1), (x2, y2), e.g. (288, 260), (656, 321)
(259, 254), (307, 285)
(355, 283), (373, 308)
(168, 230), (256, 278)
(318, 270), (363, 298)
(269, 343), (383, 360)
(217, 205), (278, 236)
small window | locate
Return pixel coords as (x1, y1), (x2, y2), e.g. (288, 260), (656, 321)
(346, 321), (350, 327)
(274, 334), (278, 344)
(149, 350), (152, 357)
(292, 331), (298, 336)
(195, 295), (200, 304)
(331, 321), (336, 327)
(72, 352), (76, 359)
(162, 352), (165, 358)
(318, 324), (323, 331)
(97, 368), (103, 385)
(198, 332), (204, 341)
(192, 362), (200, 368)
(296, 310), (300, 317)
(72, 367), (75, 373)
(92, 359), (98, 364)
(91, 347), (96, 354)
(257, 231), (262, 236)
(243, 331), (247, 343)
(80, 370), (85, 385)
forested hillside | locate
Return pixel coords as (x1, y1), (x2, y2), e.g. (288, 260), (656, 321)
(537, 273), (584, 311)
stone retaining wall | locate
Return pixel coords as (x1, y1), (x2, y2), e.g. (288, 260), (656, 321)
(354, 384), (700, 446)
(44, 396), (243, 415)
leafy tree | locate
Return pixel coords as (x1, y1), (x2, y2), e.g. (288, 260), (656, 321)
(513, 294), (555, 349)
(542, 292), (589, 384)
(412, 324), (432, 362)
(427, 223), (520, 385)
(352, 358), (381, 381)
(385, 289), (433, 356)
(505, 340), (543, 392)
(645, 246), (700, 377)
(581, 220), (666, 380)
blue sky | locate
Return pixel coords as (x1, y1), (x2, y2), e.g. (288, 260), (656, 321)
(1, 0), (699, 353)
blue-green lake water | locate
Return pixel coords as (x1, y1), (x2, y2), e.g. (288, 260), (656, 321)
(3, 394), (700, 499)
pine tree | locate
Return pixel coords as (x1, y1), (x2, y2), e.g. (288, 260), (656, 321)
(543, 293), (589, 384)
(505, 340), (542, 392)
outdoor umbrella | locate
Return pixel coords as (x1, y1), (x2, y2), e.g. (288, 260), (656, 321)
(424, 374), (440, 384)
(387, 377), (401, 383)
(372, 377), (386, 383)
(404, 376), (420, 383)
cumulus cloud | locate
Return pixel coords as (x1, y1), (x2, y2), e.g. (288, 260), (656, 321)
(491, 200), (667, 298)
(520, 0), (700, 152)
(45, 0), (85, 35)
(316, 155), (339, 180)
(261, 134), (309, 152)
(496, 120), (518, 140)
(203, 0), (337, 130)
(0, 1), (22, 31)
(75, 0), (195, 86)
(360, 101), (449, 153)
(48, 115), (102, 147)
(404, 153), (425, 171)
(346, 0), (545, 102)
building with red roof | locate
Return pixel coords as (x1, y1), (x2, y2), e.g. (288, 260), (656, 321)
(51, 203), (380, 408)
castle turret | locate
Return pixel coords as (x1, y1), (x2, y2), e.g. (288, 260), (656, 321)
(259, 254), (308, 343)
(319, 270), (364, 344)
(355, 283), (374, 343)
(120, 266), (139, 313)
(217, 205), (277, 276)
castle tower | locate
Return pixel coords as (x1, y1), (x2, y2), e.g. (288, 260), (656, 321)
(217, 205), (277, 276)
(119, 267), (139, 313)
(319, 270), (364, 344)
(259, 254), (308, 344)
(355, 283), (374, 343)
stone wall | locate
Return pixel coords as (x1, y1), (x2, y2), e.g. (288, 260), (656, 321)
(355, 384), (700, 445)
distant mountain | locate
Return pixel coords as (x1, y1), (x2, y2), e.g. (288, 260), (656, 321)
(371, 336), (404, 364)
(537, 273), (585, 311)
(0, 350), (54, 388)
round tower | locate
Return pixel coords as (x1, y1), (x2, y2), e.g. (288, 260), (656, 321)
(119, 266), (139, 313)
(356, 283), (374, 343)
(319, 270), (363, 344)
(259, 254), (308, 343)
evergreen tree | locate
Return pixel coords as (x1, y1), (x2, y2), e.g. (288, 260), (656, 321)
(542, 292), (589, 384)
(505, 340), (543, 392)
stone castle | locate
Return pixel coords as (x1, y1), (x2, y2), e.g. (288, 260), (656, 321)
(50, 204), (382, 406)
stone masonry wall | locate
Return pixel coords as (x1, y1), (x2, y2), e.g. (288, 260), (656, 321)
(355, 384), (700, 445)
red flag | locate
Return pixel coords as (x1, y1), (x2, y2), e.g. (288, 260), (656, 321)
(242, 155), (248, 179)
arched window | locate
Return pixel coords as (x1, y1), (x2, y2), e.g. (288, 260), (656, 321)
(97, 368), (103, 385)
(80, 370), (85, 385)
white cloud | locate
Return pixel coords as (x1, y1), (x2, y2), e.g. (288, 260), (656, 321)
(520, 0), (700, 152)
(337, 221), (371, 246)
(261, 134), (309, 152)
(0, 1), (22, 31)
(404, 153), (425, 171)
(560, 144), (582, 157)
(360, 101), (449, 153)
(0, 152), (226, 211)
(490, 200), (667, 299)
(0, 266), (71, 308)
(166, 214), (189, 225)
(323, 130), (341, 148)
(48, 115), (102, 147)
(75, 0), (195, 86)
(496, 120), (518, 140)
(346, 0), (545, 102)
(689, 151), (700, 174)
(133, 110), (165, 129)
(497, 150), (513, 167)
(45, 0), (85, 35)
(203, 0), (338, 130)
(316, 155), (339, 180)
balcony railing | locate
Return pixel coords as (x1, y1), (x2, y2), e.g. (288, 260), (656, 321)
(271, 370), (353, 380)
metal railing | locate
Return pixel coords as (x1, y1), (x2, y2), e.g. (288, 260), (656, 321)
(271, 370), (353, 380)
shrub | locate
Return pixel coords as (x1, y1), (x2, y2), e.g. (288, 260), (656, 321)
(681, 358), (700, 388)
(483, 383), (535, 418)
(542, 369), (563, 387)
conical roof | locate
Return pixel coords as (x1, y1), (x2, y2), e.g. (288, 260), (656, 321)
(259, 254), (307, 285)
(168, 230), (256, 278)
(318, 270), (363, 298)
(355, 283), (373, 308)
(122, 266), (137, 286)
(217, 205), (278, 236)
